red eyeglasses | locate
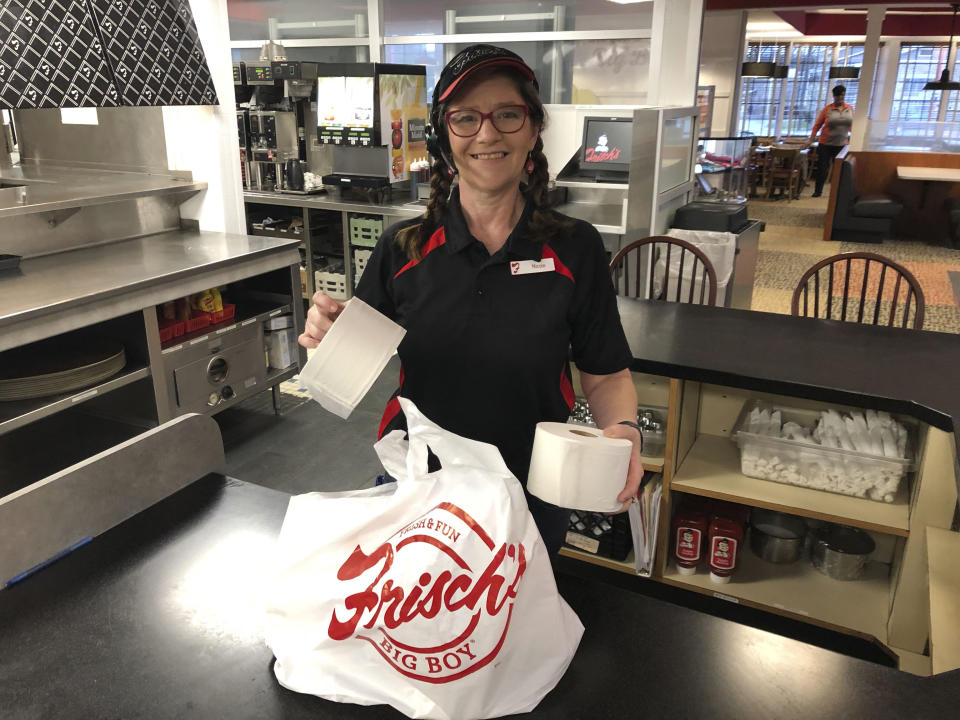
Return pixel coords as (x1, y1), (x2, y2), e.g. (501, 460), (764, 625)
(444, 105), (530, 137)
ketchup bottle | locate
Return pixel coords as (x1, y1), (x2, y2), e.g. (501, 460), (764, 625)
(708, 515), (743, 584)
(673, 507), (708, 576)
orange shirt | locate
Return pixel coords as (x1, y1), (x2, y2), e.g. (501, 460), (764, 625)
(811, 103), (854, 146)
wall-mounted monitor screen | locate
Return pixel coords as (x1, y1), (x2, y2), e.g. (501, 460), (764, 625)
(579, 116), (632, 183)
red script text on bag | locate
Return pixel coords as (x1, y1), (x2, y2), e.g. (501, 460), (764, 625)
(327, 502), (527, 684)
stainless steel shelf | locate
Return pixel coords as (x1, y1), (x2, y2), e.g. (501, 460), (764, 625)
(0, 165), (206, 220)
(0, 365), (151, 437)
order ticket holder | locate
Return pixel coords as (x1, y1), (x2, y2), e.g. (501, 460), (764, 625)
(2, 422), (959, 718)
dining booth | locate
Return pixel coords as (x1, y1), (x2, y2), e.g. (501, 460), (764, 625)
(824, 150), (960, 246)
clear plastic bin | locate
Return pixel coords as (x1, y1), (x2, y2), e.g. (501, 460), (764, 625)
(731, 401), (914, 503)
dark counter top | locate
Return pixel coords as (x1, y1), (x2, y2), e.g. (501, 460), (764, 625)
(619, 299), (960, 481)
(1, 474), (959, 720)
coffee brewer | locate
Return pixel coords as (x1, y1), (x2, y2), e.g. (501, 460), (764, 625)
(235, 60), (318, 192)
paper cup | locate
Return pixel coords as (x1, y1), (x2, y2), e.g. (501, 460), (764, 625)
(298, 298), (406, 419)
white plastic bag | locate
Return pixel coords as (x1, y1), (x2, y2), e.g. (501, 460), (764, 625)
(264, 398), (584, 720)
(652, 229), (737, 305)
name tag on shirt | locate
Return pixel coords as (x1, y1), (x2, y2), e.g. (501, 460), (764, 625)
(510, 258), (555, 276)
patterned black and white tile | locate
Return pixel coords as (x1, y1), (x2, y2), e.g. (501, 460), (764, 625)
(0, 0), (119, 108)
(88, 0), (217, 106)
(0, 0), (216, 108)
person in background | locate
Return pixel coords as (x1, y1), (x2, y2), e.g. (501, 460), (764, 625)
(299, 45), (644, 556)
(806, 84), (854, 198)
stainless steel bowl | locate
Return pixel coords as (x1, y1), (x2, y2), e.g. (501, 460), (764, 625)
(810, 524), (876, 581)
(749, 509), (807, 564)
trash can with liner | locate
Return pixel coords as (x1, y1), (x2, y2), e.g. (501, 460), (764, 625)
(669, 201), (764, 309)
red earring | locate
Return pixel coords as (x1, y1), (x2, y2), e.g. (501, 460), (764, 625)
(525, 155), (535, 174)
(448, 166), (456, 178)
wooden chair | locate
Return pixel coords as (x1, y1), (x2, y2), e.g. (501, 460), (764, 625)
(791, 252), (925, 330)
(766, 146), (802, 201)
(610, 235), (719, 306)
(747, 146), (767, 197)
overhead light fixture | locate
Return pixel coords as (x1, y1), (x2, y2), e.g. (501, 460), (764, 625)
(742, 62), (775, 77)
(829, 66), (861, 79)
(924, 3), (960, 91)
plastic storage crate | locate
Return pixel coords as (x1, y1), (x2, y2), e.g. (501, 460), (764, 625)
(353, 248), (372, 287)
(315, 268), (348, 301)
(349, 215), (383, 248)
(564, 510), (631, 561)
(731, 400), (913, 503)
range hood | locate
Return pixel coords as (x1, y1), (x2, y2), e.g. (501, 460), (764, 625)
(0, 0), (218, 109)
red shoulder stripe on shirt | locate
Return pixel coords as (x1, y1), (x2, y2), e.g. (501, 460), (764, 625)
(393, 226), (446, 279)
(560, 364), (576, 412)
(541, 244), (574, 284)
(377, 366), (405, 440)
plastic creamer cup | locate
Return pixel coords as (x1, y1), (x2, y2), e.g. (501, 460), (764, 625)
(298, 298), (406, 419)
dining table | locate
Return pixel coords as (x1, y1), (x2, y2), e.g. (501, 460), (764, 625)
(896, 165), (960, 208)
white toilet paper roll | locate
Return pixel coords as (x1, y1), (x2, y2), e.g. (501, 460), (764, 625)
(298, 298), (406, 419)
(526, 423), (632, 512)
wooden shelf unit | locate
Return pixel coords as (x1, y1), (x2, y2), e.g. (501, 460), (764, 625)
(559, 546), (639, 576)
(555, 373), (960, 668)
(670, 434), (911, 537)
(661, 550), (892, 642)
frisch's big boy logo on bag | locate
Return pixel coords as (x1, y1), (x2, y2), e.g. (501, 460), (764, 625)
(327, 501), (527, 683)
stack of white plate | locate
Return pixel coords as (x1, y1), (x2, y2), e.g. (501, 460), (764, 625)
(0, 337), (126, 402)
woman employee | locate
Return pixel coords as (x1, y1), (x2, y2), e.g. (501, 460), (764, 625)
(806, 85), (854, 198)
(299, 45), (643, 555)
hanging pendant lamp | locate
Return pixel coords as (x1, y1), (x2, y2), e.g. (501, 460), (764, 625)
(924, 3), (960, 91)
(829, 41), (861, 79)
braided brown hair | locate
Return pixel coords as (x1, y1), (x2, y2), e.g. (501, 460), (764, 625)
(395, 68), (571, 260)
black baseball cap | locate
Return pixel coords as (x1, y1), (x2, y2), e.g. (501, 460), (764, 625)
(433, 45), (538, 105)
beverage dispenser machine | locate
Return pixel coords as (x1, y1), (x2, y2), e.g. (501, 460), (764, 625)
(316, 63), (428, 198)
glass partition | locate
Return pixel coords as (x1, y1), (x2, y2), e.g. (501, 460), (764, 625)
(659, 114), (695, 194)
(226, 0), (369, 40)
(864, 121), (960, 153)
(381, 0), (653, 36)
(385, 39), (650, 105)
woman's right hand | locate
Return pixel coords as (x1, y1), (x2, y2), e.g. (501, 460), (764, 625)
(298, 291), (345, 349)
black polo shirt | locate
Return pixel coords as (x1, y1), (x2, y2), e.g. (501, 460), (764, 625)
(355, 188), (633, 483)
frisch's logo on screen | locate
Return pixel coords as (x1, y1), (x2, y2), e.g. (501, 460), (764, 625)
(584, 132), (621, 163)
(327, 502), (526, 683)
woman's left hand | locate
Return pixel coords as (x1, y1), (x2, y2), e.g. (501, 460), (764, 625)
(603, 423), (643, 513)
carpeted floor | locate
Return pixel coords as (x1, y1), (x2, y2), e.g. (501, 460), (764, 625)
(749, 190), (960, 333)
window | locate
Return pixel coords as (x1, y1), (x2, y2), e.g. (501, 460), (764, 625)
(782, 44), (831, 137)
(738, 43), (787, 137)
(890, 44), (950, 122)
(945, 50), (960, 123)
(835, 44), (864, 110)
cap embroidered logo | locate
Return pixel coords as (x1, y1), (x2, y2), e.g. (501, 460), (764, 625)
(327, 502), (527, 683)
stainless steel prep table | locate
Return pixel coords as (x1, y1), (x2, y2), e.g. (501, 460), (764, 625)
(1, 230), (300, 352)
(0, 231), (303, 468)
(1, 471), (958, 720)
